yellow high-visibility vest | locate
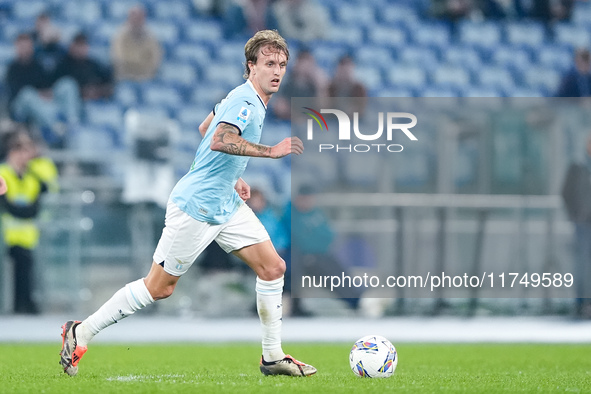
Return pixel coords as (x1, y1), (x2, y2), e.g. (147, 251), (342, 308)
(0, 158), (58, 249)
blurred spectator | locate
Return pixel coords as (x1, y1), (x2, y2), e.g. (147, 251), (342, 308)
(111, 5), (163, 81)
(5, 33), (81, 147)
(328, 55), (368, 115)
(430, 0), (477, 21)
(272, 49), (328, 121)
(54, 33), (114, 101)
(561, 132), (591, 319)
(556, 48), (591, 97)
(271, 0), (330, 42)
(290, 185), (363, 313)
(0, 126), (58, 314)
(523, 0), (574, 23)
(31, 12), (65, 75)
(223, 0), (275, 39)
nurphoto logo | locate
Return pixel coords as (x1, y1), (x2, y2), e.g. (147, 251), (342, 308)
(303, 107), (418, 153)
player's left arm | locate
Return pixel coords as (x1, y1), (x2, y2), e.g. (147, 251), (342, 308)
(234, 177), (250, 201)
(210, 122), (303, 158)
(198, 111), (215, 137)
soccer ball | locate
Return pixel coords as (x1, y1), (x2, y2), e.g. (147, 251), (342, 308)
(349, 335), (397, 378)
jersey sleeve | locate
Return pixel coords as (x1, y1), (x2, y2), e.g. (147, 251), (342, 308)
(215, 97), (257, 135)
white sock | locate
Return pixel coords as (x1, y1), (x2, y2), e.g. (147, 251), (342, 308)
(256, 276), (285, 362)
(76, 278), (155, 347)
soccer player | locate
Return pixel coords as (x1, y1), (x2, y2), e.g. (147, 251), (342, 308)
(59, 30), (316, 377)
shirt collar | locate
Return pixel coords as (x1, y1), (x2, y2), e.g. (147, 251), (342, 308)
(246, 80), (267, 109)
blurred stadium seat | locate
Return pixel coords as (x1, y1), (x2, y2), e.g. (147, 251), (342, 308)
(554, 23), (591, 48)
(159, 62), (198, 86)
(85, 102), (124, 129)
(433, 65), (471, 89)
(12, 1), (47, 20)
(477, 66), (516, 94)
(152, 1), (191, 21)
(505, 22), (546, 47)
(459, 22), (502, 49)
(61, 1), (102, 24)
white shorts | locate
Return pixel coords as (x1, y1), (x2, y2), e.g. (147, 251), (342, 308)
(153, 200), (270, 276)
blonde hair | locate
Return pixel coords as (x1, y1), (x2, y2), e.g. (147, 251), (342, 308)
(243, 30), (289, 79)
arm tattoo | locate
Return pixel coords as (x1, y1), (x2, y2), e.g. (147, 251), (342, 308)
(212, 123), (272, 157)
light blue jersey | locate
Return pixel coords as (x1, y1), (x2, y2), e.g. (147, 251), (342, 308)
(170, 80), (267, 224)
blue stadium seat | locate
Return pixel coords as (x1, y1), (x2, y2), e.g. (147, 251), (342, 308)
(410, 21), (451, 48)
(420, 87), (460, 97)
(113, 82), (140, 108)
(554, 23), (591, 48)
(215, 40), (248, 65)
(152, 1), (191, 21)
(159, 62), (198, 86)
(148, 21), (179, 46)
(328, 25), (364, 47)
(459, 22), (502, 49)
(12, 1), (47, 20)
(523, 67), (561, 95)
(491, 46), (532, 71)
(432, 65), (471, 89)
(378, 4), (419, 25)
(571, 3), (591, 26)
(2, 21), (31, 42)
(536, 45), (573, 72)
(85, 102), (124, 129)
(203, 63), (245, 88)
(397, 47), (439, 69)
(354, 45), (394, 71)
(387, 64), (427, 90)
(70, 124), (118, 152)
(92, 22), (120, 45)
(462, 86), (503, 97)
(476, 66), (516, 93)
(107, 1), (141, 21)
(505, 22), (546, 47)
(176, 105), (210, 131)
(141, 83), (183, 108)
(88, 44), (110, 67)
(128, 105), (171, 119)
(55, 21), (83, 44)
(367, 26), (406, 47)
(375, 88), (414, 97)
(508, 88), (544, 97)
(190, 84), (228, 111)
(61, 1), (102, 24)
(337, 4), (376, 27)
(0, 43), (13, 66)
(311, 42), (348, 71)
(443, 45), (482, 72)
(354, 66), (383, 92)
(173, 43), (211, 69)
(183, 20), (223, 43)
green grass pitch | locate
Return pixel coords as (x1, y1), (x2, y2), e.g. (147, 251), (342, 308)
(1, 343), (590, 393)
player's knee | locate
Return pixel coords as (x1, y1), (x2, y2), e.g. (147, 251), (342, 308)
(258, 257), (286, 281)
(148, 283), (176, 300)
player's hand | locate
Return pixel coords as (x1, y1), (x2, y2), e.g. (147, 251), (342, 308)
(270, 137), (304, 158)
(235, 177), (250, 201)
(0, 176), (7, 195)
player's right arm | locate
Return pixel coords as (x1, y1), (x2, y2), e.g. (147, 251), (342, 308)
(210, 122), (303, 158)
(198, 111), (214, 137)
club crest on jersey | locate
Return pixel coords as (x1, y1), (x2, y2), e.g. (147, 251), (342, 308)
(237, 107), (251, 124)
